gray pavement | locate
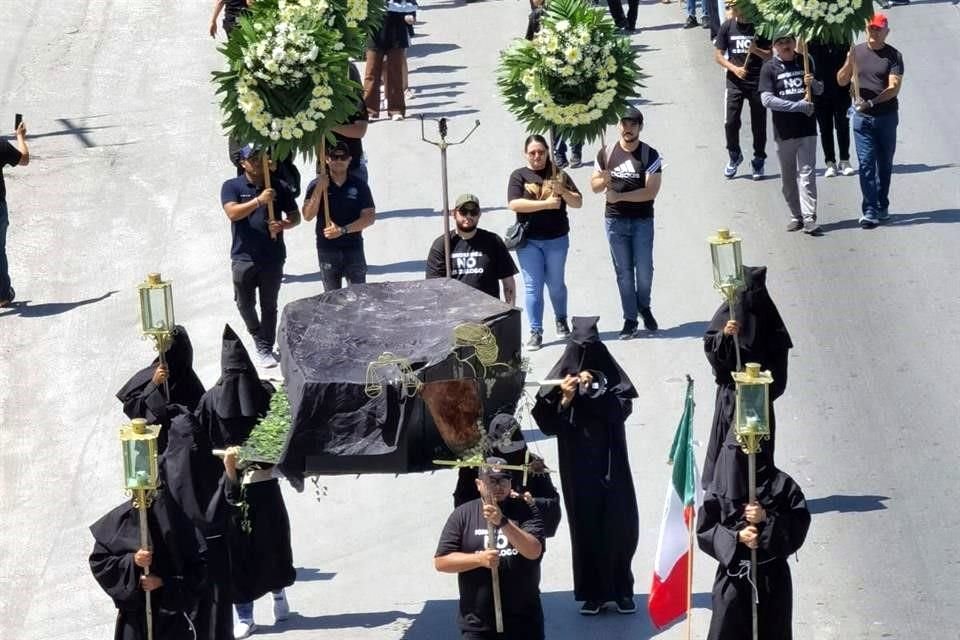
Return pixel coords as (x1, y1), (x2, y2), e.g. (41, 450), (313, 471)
(2, 0), (960, 638)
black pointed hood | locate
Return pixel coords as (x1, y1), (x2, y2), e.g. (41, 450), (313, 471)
(707, 266), (793, 355)
(539, 317), (637, 400)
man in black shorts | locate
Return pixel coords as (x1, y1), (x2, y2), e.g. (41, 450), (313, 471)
(220, 145), (301, 368)
(435, 457), (545, 640)
(303, 141), (376, 291)
(425, 194), (517, 305)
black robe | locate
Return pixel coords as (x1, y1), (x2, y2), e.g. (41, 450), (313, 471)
(702, 266), (792, 490)
(115, 325), (205, 451)
(531, 316), (639, 602)
(89, 495), (206, 640)
(160, 407), (233, 640)
(696, 432), (810, 640)
(222, 468), (297, 603)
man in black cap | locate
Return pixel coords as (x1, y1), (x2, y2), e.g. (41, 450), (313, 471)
(697, 427), (810, 639)
(590, 107), (663, 339)
(303, 140), (376, 292)
(115, 325), (205, 450)
(220, 145), (301, 368)
(425, 193), (518, 305)
(532, 317), (640, 616)
(435, 456), (546, 639)
(759, 33), (823, 234)
(701, 266), (791, 489)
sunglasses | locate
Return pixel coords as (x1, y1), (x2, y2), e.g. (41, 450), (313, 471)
(330, 154), (350, 161)
(483, 477), (511, 486)
(458, 207), (480, 216)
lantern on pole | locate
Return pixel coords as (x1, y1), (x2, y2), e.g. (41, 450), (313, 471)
(708, 228), (745, 371)
(119, 417), (161, 640)
(137, 273), (175, 398)
(732, 362), (773, 640)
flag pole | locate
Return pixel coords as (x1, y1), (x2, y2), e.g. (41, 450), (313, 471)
(685, 374), (695, 640)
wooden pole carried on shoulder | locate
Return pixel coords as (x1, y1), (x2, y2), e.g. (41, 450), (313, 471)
(261, 153), (278, 241)
(317, 141), (332, 228)
(801, 39), (813, 102)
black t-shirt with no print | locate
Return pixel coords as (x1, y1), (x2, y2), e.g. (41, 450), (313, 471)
(507, 166), (580, 240)
(425, 229), (518, 299)
(596, 142), (662, 219)
(759, 56), (818, 140)
(715, 19), (770, 88)
(852, 43), (904, 116)
(305, 175), (374, 250)
(0, 140), (22, 202)
(435, 497), (545, 637)
(331, 64), (369, 174)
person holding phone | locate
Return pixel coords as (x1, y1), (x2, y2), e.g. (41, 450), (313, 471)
(1, 116), (29, 307)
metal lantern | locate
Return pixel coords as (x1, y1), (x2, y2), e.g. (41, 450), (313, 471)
(119, 418), (160, 492)
(708, 228), (744, 295)
(732, 362), (773, 450)
(137, 273), (175, 335)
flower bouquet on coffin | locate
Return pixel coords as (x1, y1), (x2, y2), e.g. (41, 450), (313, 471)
(743, 0), (875, 97)
(213, 0), (382, 230)
(498, 0), (642, 167)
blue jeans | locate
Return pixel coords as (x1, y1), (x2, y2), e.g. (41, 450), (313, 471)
(605, 216), (654, 322)
(0, 200), (9, 300)
(852, 110), (898, 218)
(317, 246), (367, 292)
(686, 0), (705, 16)
(516, 235), (569, 334)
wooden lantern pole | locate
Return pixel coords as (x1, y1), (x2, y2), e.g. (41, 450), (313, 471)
(136, 491), (154, 640)
(316, 141), (332, 228)
(483, 487), (505, 634)
(801, 39), (812, 102)
(261, 153), (278, 241)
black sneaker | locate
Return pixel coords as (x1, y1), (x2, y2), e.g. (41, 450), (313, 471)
(615, 597), (637, 614)
(619, 320), (638, 340)
(786, 219), (804, 232)
(579, 600), (603, 615)
(553, 152), (569, 169)
(556, 318), (571, 338)
(526, 331), (543, 351)
(859, 215), (879, 229)
(751, 158), (764, 180)
(683, 14), (698, 28)
(569, 153), (582, 168)
(639, 307), (658, 332)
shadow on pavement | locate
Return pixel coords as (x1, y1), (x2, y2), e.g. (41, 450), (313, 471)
(819, 208), (960, 232)
(367, 260), (427, 275)
(376, 207), (437, 219)
(0, 290), (117, 318)
(408, 43), (461, 59)
(402, 590), (713, 639)
(807, 494), (890, 514)
(295, 567), (337, 582)
(596, 320), (709, 342)
(256, 610), (412, 633)
(892, 162), (956, 175)
(411, 65), (467, 74)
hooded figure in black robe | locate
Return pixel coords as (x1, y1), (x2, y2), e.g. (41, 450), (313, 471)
(702, 266), (792, 490)
(115, 325), (205, 451)
(696, 429), (811, 639)
(531, 317), (640, 606)
(453, 413), (562, 539)
(89, 491), (206, 640)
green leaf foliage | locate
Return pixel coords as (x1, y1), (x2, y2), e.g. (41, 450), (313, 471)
(748, 0), (875, 44)
(240, 385), (291, 464)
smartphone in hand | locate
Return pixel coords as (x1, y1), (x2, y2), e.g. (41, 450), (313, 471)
(14, 113), (22, 130)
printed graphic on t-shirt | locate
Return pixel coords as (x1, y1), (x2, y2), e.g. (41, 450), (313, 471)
(472, 527), (521, 557)
(776, 69), (806, 98)
(611, 159), (641, 180)
(728, 35), (753, 56)
(452, 250), (487, 277)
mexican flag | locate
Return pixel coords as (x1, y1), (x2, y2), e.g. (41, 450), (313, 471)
(648, 379), (700, 629)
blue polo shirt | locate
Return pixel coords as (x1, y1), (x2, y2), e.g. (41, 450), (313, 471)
(220, 175), (298, 264)
(305, 175), (374, 251)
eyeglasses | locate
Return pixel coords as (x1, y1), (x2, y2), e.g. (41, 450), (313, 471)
(483, 477), (511, 486)
(458, 207), (480, 216)
(329, 154), (349, 161)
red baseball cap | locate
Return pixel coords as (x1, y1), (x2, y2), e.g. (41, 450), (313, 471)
(868, 13), (889, 29)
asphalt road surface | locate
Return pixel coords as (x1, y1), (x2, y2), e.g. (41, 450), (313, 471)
(2, 1), (959, 638)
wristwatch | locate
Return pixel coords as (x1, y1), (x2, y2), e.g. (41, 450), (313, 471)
(339, 225), (348, 236)
(866, 99), (875, 109)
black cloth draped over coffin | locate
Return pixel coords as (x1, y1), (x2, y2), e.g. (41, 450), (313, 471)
(277, 279), (523, 483)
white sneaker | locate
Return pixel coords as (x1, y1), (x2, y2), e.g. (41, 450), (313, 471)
(273, 591), (290, 622)
(839, 160), (855, 176)
(391, 113), (404, 121)
(234, 621), (257, 639)
(824, 162), (837, 178)
(404, 88), (416, 100)
(256, 349), (278, 369)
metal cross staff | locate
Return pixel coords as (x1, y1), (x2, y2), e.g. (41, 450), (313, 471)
(419, 117), (481, 277)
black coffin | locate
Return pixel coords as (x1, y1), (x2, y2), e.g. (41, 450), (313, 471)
(276, 279), (523, 484)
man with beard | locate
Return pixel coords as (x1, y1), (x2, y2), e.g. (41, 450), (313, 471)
(452, 414), (561, 540)
(696, 428), (811, 638)
(425, 194), (518, 305)
(435, 457), (545, 639)
(116, 325), (205, 452)
(702, 266), (791, 489)
(531, 316), (640, 616)
(89, 488), (206, 640)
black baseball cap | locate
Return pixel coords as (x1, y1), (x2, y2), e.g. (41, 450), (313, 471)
(620, 106), (643, 124)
